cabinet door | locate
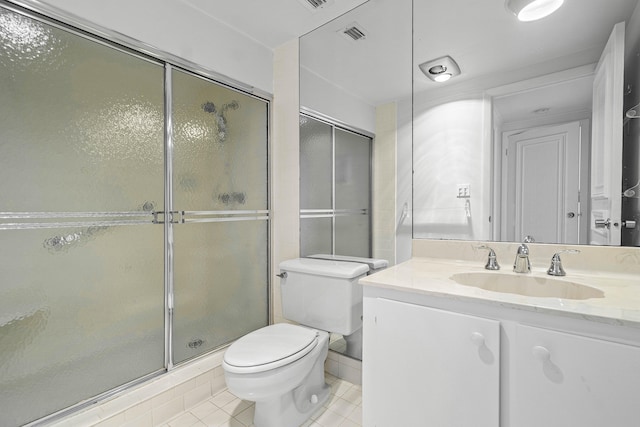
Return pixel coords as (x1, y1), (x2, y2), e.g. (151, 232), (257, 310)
(363, 297), (500, 427)
(512, 324), (640, 427)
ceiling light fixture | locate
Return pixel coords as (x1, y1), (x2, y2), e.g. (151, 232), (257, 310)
(505, 0), (564, 22)
(419, 56), (460, 83)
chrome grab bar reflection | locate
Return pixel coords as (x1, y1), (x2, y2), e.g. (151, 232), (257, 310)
(181, 210), (269, 224)
(300, 209), (368, 219)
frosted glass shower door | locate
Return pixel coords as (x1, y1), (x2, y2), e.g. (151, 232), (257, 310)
(335, 129), (371, 257)
(0, 7), (165, 426)
(170, 69), (269, 364)
(300, 115), (333, 255)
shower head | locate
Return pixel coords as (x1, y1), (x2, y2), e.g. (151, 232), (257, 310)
(202, 101), (216, 114)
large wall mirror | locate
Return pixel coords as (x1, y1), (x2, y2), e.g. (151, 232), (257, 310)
(300, 0), (412, 359)
(412, 0), (640, 247)
(302, 0), (640, 250)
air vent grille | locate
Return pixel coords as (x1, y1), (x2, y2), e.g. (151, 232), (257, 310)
(298, 0), (333, 11)
(343, 26), (366, 41)
(306, 0), (327, 8)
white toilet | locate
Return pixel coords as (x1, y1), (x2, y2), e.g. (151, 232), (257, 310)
(222, 258), (369, 427)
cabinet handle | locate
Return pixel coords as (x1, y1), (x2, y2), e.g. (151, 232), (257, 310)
(470, 332), (485, 347)
(532, 345), (550, 362)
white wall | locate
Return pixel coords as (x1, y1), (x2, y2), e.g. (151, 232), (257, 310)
(396, 97), (413, 263)
(271, 40), (300, 324)
(33, 0), (274, 94)
(413, 93), (492, 241)
(373, 103), (397, 265)
(300, 66), (376, 133)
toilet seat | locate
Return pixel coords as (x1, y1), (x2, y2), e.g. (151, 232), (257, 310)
(224, 324), (318, 374)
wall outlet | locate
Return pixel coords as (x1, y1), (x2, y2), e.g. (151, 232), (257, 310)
(457, 183), (470, 198)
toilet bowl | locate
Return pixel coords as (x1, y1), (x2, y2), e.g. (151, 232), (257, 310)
(222, 258), (370, 427)
(223, 323), (330, 427)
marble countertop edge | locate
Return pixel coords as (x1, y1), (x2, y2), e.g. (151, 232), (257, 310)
(360, 257), (640, 329)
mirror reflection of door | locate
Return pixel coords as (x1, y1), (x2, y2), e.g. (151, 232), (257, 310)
(590, 22), (625, 245)
(503, 121), (585, 244)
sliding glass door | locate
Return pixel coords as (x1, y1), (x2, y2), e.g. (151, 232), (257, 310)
(299, 114), (372, 257)
(170, 68), (269, 364)
(0, 5), (269, 426)
(0, 7), (166, 425)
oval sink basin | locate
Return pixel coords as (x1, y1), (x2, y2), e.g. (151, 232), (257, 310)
(450, 272), (604, 300)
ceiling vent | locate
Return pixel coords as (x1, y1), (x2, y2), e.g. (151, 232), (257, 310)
(298, 0), (334, 12)
(340, 23), (368, 41)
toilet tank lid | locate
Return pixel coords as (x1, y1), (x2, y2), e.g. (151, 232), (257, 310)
(279, 258), (369, 279)
(308, 254), (389, 270)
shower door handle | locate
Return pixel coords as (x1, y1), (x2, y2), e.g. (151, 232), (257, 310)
(152, 211), (183, 224)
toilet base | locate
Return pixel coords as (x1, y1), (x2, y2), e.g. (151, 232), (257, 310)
(254, 382), (330, 427)
(253, 340), (330, 427)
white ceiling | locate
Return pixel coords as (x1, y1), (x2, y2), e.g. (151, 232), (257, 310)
(493, 72), (595, 125)
(413, 0), (638, 96)
(295, 0), (639, 106)
(177, 0), (370, 49)
(34, 0), (640, 108)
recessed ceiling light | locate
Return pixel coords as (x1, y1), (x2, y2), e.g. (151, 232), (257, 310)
(505, 0), (564, 22)
(434, 73), (452, 83)
(419, 56), (461, 83)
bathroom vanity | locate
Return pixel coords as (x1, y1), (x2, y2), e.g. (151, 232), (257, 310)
(361, 242), (640, 427)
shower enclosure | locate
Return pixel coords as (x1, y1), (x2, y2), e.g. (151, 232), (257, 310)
(0, 4), (269, 426)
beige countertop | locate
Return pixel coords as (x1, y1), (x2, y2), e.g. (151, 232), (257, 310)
(360, 256), (640, 328)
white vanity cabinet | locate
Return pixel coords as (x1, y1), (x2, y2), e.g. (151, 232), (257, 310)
(363, 297), (500, 427)
(511, 324), (640, 427)
(363, 292), (640, 427)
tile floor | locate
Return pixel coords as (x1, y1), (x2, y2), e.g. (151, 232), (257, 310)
(159, 374), (362, 427)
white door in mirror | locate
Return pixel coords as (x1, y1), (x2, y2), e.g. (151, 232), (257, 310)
(590, 22), (624, 245)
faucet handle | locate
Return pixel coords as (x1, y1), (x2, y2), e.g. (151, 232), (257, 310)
(523, 235), (535, 243)
(477, 245), (500, 270)
(547, 249), (580, 276)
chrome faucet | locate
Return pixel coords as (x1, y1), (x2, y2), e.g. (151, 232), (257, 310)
(513, 236), (534, 273)
(547, 249), (580, 276)
(477, 245), (500, 270)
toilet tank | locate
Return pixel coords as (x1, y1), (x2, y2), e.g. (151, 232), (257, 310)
(279, 258), (369, 336)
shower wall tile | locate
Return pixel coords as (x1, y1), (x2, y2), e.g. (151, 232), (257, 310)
(183, 383), (212, 409)
(94, 412), (126, 427)
(153, 396), (186, 425)
(173, 377), (197, 397)
(124, 399), (152, 421)
(151, 389), (176, 409)
(325, 350), (362, 386)
(121, 412), (153, 427)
